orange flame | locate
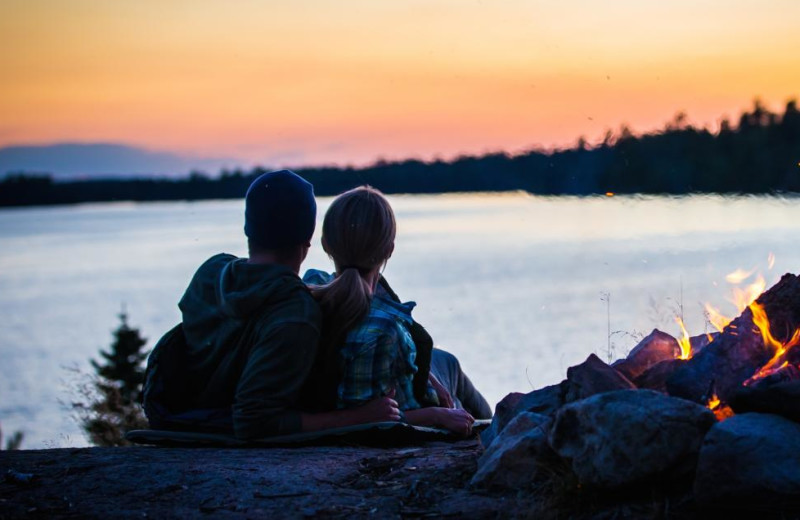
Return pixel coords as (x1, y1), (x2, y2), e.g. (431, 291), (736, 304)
(704, 303), (732, 333)
(705, 270), (767, 333)
(725, 268), (755, 284)
(675, 317), (692, 360)
(730, 274), (766, 313)
(745, 301), (800, 384)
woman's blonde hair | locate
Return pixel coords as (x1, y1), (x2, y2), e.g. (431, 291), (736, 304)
(310, 186), (396, 342)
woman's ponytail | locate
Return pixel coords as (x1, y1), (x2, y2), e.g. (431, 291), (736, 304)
(311, 267), (373, 342)
(309, 186), (396, 342)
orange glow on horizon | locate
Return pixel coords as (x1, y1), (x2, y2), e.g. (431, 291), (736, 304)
(1, 1), (799, 166)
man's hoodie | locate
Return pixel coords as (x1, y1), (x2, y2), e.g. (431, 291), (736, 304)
(177, 253), (321, 439)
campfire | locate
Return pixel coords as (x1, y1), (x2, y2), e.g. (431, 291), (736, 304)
(472, 263), (800, 512)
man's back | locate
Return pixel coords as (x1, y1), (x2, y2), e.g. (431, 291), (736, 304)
(175, 253), (321, 438)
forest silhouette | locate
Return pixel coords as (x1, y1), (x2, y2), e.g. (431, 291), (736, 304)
(2, 99), (799, 207)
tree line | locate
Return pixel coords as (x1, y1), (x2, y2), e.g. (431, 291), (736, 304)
(2, 99), (799, 207)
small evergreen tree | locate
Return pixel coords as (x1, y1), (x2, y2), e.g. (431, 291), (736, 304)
(81, 309), (150, 446)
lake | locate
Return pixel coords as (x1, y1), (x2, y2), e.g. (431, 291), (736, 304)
(2, 192), (799, 448)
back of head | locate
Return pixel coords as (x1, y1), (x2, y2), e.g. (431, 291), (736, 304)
(244, 170), (317, 255)
(311, 186), (396, 343)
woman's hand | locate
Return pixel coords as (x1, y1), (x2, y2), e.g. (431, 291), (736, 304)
(404, 407), (475, 436)
(434, 408), (475, 436)
(351, 389), (401, 423)
(429, 373), (454, 408)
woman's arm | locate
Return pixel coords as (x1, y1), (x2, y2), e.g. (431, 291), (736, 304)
(300, 390), (401, 431)
(428, 372), (454, 408)
(404, 407), (475, 436)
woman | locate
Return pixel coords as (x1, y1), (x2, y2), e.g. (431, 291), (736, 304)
(303, 186), (491, 435)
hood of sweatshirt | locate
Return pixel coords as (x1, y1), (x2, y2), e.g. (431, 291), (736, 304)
(179, 253), (310, 356)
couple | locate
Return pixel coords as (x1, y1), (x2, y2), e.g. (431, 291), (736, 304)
(143, 170), (491, 439)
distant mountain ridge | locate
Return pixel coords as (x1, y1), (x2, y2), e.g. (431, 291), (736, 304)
(0, 143), (237, 179)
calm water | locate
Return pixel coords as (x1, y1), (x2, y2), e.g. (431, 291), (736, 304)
(2, 193), (799, 448)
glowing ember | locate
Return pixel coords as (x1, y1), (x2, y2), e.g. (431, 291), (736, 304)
(675, 317), (692, 360)
(706, 393), (735, 421)
(767, 252), (776, 270)
(713, 405), (735, 421)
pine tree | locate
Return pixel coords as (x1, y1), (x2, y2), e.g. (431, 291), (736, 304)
(81, 309), (150, 446)
(91, 310), (148, 403)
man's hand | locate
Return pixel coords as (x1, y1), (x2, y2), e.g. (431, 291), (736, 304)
(300, 389), (400, 431)
(429, 373), (454, 408)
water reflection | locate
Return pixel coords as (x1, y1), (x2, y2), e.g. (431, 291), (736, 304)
(1, 193), (799, 447)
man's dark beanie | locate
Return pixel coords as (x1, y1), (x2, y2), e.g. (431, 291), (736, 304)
(244, 170), (316, 249)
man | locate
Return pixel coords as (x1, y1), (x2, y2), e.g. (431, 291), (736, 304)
(144, 170), (399, 439)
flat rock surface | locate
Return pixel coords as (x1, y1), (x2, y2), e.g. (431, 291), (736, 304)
(0, 441), (541, 519)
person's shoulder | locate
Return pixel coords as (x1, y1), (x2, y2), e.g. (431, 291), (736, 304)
(257, 274), (322, 331)
(302, 268), (333, 285)
(195, 252), (239, 275)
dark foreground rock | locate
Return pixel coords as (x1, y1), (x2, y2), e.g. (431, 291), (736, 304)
(549, 390), (716, 490)
(471, 412), (556, 490)
(694, 413), (800, 510)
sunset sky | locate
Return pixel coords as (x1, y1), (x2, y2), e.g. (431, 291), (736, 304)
(1, 0), (799, 169)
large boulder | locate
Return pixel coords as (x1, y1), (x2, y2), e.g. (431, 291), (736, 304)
(471, 412), (557, 490)
(481, 383), (564, 449)
(694, 413), (800, 508)
(548, 389), (715, 489)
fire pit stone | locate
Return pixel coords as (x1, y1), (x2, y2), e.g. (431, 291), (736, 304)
(548, 389), (716, 489)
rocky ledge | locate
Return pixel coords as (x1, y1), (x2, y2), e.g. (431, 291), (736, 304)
(1, 440), (531, 519)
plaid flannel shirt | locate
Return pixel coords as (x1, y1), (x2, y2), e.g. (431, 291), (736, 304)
(303, 269), (429, 411)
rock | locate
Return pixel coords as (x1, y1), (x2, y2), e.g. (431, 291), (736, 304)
(729, 380), (800, 422)
(548, 389), (716, 489)
(613, 329), (681, 380)
(634, 358), (686, 393)
(514, 382), (566, 416)
(481, 384), (564, 449)
(564, 354), (636, 403)
(690, 332), (717, 355)
(694, 413), (800, 508)
(480, 392), (524, 449)
(0, 441), (544, 518)
(471, 412), (556, 490)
